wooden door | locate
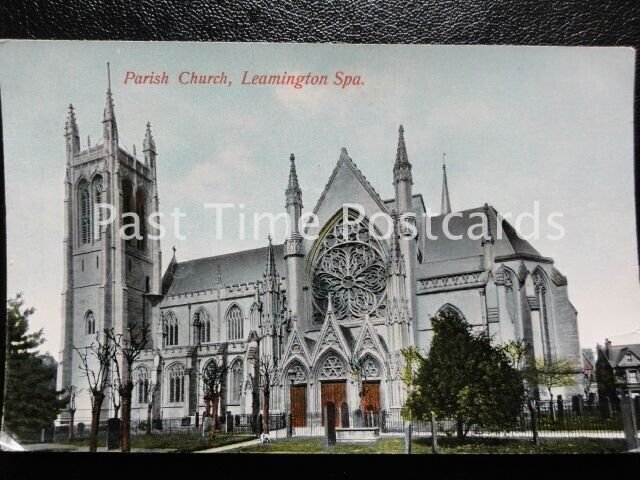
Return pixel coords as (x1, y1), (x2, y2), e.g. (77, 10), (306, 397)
(321, 381), (347, 427)
(362, 381), (381, 412)
(290, 385), (307, 427)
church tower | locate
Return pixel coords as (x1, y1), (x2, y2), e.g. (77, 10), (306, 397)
(57, 73), (162, 421)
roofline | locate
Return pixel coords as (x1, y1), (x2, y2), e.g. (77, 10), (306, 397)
(176, 243), (285, 266)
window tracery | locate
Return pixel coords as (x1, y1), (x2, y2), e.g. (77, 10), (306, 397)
(312, 214), (387, 323)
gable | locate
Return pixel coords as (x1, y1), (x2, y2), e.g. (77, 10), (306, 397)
(307, 149), (390, 243)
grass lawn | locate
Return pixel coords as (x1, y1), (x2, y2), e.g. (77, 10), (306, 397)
(231, 436), (628, 454)
(59, 433), (253, 452)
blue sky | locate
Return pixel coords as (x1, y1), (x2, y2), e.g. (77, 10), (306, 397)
(0, 41), (637, 356)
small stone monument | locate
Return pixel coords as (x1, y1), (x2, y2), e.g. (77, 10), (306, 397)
(107, 417), (121, 450)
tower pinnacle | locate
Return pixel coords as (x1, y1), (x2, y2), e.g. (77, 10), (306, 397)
(285, 153), (302, 208)
(143, 122), (156, 152)
(393, 124), (412, 185)
(65, 104), (80, 156)
(265, 234), (278, 279)
(103, 62), (118, 144)
(440, 153), (452, 215)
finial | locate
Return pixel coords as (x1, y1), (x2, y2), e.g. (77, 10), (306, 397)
(267, 233), (272, 243)
(327, 293), (334, 313)
(107, 62), (112, 91)
(440, 154), (452, 215)
(399, 124), (404, 135)
(133, 144), (137, 157)
(87, 135), (91, 148)
(290, 153), (295, 163)
(172, 245), (176, 255)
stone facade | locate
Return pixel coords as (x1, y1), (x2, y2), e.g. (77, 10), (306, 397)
(57, 90), (582, 426)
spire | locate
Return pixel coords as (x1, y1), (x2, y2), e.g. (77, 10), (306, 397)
(65, 104), (78, 134)
(393, 125), (412, 184)
(285, 153), (302, 208)
(103, 62), (118, 143)
(143, 122), (156, 153)
(65, 104), (80, 155)
(265, 234), (278, 278)
(104, 63), (116, 123)
(440, 153), (451, 215)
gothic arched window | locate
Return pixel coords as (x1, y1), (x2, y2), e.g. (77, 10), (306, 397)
(249, 303), (259, 333)
(164, 311), (179, 347)
(227, 305), (243, 340)
(229, 359), (243, 403)
(310, 211), (387, 324)
(136, 188), (147, 251)
(92, 175), (103, 241)
(134, 367), (149, 404)
(78, 181), (91, 245)
(435, 304), (465, 321)
(287, 362), (307, 384)
(121, 179), (135, 249)
(193, 307), (211, 343)
(167, 364), (185, 403)
(85, 310), (96, 335)
(361, 355), (380, 379)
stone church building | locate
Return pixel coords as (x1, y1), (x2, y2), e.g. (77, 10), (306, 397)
(57, 87), (582, 426)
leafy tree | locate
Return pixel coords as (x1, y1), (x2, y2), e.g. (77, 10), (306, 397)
(404, 311), (524, 440)
(534, 357), (576, 421)
(4, 294), (67, 441)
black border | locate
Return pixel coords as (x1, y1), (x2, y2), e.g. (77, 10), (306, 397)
(1, 0), (639, 476)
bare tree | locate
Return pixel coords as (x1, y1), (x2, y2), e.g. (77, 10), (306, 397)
(107, 377), (120, 419)
(105, 318), (151, 453)
(250, 355), (280, 435)
(74, 335), (114, 452)
(200, 358), (228, 440)
(67, 385), (77, 441)
(145, 381), (158, 435)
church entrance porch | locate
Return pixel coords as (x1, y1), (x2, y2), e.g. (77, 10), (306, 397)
(290, 385), (307, 427)
(320, 381), (347, 427)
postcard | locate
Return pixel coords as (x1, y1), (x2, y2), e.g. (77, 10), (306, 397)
(0, 41), (637, 453)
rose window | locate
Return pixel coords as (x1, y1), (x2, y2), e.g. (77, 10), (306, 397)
(312, 215), (387, 323)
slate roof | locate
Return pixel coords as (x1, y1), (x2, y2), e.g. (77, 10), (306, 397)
(165, 244), (285, 296)
(608, 344), (640, 367)
(417, 205), (549, 277)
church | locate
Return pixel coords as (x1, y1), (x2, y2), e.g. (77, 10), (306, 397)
(57, 86), (582, 427)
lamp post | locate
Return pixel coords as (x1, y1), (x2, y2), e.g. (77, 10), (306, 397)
(287, 370), (296, 437)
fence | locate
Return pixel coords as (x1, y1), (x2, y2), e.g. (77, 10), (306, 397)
(268, 399), (635, 440)
(35, 397), (640, 445)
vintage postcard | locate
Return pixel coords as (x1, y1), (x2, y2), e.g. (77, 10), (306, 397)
(0, 41), (637, 453)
